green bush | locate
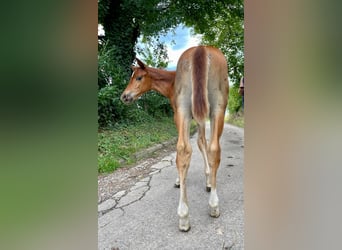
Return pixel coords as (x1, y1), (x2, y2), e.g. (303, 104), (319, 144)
(98, 85), (158, 127)
(138, 91), (173, 118)
(228, 84), (243, 114)
(98, 42), (128, 90)
(98, 85), (123, 127)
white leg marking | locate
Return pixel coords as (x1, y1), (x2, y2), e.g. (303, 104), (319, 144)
(206, 164), (211, 190)
(209, 188), (220, 217)
(178, 200), (189, 218)
(175, 177), (180, 187)
(178, 199), (190, 231)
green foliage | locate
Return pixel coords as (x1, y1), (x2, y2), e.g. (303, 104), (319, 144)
(99, 0), (243, 81)
(98, 84), (168, 127)
(228, 84), (243, 114)
(98, 0), (179, 78)
(227, 112), (244, 128)
(98, 85), (122, 127)
(136, 36), (169, 68)
(138, 91), (173, 117)
(190, 1), (244, 86)
(98, 41), (127, 90)
(98, 41), (130, 127)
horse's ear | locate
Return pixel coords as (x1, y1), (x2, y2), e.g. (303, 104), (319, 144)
(135, 58), (146, 70)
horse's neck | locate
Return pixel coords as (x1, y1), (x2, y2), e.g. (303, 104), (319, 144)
(148, 68), (175, 100)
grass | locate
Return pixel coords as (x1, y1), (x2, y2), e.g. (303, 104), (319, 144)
(98, 117), (197, 173)
(226, 111), (244, 128)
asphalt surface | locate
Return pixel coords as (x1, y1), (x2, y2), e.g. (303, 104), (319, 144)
(98, 123), (244, 250)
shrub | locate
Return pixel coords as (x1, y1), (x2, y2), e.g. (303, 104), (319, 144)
(98, 41), (131, 127)
(98, 85), (123, 127)
(228, 84), (243, 114)
(138, 91), (173, 118)
(98, 42), (128, 90)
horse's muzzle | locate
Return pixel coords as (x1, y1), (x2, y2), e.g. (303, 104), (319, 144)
(120, 93), (134, 104)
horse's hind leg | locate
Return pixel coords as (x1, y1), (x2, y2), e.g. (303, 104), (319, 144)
(197, 122), (211, 192)
(208, 111), (225, 218)
(174, 112), (192, 231)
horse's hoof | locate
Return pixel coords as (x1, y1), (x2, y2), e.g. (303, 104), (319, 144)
(209, 206), (220, 218)
(179, 217), (191, 232)
(174, 183), (180, 188)
(206, 186), (211, 192)
(179, 225), (191, 232)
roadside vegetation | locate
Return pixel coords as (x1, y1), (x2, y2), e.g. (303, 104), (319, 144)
(98, 117), (177, 173)
(98, 115), (197, 173)
(227, 111), (244, 128)
(226, 84), (244, 128)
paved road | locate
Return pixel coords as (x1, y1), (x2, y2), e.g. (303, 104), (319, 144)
(98, 123), (244, 250)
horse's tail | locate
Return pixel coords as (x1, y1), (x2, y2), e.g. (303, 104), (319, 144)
(192, 46), (209, 122)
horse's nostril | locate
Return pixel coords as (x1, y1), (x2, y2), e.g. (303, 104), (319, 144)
(121, 94), (127, 102)
(121, 93), (132, 104)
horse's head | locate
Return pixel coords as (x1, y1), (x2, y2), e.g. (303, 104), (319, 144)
(120, 58), (152, 104)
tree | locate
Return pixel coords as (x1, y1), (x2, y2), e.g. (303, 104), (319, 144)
(199, 6), (244, 86)
(174, 0), (244, 85)
(98, 0), (179, 80)
(169, 0), (244, 112)
(136, 36), (169, 68)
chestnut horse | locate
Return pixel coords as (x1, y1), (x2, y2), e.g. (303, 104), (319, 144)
(121, 46), (229, 231)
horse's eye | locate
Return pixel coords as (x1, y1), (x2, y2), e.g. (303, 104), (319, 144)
(136, 76), (142, 81)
